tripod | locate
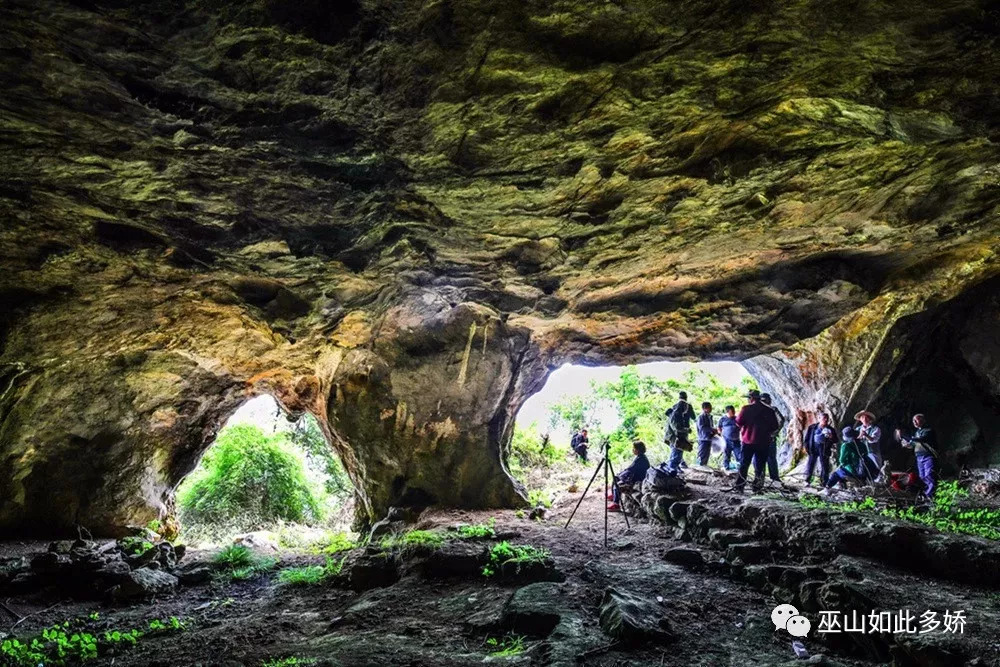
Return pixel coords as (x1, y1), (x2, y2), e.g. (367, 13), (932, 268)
(564, 439), (631, 547)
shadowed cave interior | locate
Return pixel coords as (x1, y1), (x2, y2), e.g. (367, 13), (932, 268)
(1, 0), (1000, 665)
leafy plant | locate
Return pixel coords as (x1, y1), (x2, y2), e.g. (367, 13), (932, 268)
(485, 634), (526, 657)
(1, 617), (185, 666)
(119, 536), (154, 556)
(178, 424), (326, 529)
(455, 518), (496, 539)
(482, 541), (550, 577)
(317, 532), (356, 555)
(527, 489), (553, 508)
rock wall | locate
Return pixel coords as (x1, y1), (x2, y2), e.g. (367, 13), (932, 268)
(1, 0), (999, 534)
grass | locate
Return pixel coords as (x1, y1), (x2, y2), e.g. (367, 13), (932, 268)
(212, 545), (278, 581)
(482, 541), (550, 577)
(379, 529), (447, 551)
(277, 556), (347, 586)
(485, 634), (526, 657)
(799, 481), (1000, 540)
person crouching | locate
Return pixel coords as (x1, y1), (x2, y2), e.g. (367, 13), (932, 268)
(824, 426), (866, 494)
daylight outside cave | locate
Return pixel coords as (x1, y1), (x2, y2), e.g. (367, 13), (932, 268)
(2, 0), (1000, 665)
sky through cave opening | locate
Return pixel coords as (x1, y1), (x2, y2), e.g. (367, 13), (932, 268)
(509, 361), (756, 507)
(175, 394), (355, 546)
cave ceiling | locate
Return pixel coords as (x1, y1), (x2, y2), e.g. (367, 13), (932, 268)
(1, 0), (998, 533)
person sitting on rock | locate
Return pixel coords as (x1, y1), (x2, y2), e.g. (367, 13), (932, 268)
(824, 426), (867, 494)
(570, 428), (589, 463)
(718, 405), (741, 471)
(896, 414), (938, 499)
(803, 412), (836, 487)
(608, 441), (651, 512)
(696, 402), (718, 467)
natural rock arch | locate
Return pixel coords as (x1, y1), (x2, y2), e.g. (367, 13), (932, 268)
(1, 0), (999, 535)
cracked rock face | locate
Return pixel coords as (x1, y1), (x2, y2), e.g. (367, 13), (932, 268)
(1, 0), (999, 534)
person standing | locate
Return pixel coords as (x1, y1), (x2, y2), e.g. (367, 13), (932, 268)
(666, 392), (696, 473)
(824, 426), (867, 493)
(761, 393), (785, 483)
(696, 402), (717, 466)
(897, 414), (938, 499)
(803, 413), (836, 487)
(733, 390), (779, 492)
(570, 428), (589, 463)
(854, 410), (883, 479)
(718, 405), (741, 470)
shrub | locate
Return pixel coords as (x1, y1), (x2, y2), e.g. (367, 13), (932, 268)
(178, 425), (326, 528)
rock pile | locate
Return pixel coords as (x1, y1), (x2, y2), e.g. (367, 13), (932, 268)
(0, 533), (188, 600)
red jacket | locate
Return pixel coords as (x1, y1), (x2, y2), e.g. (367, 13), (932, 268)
(735, 402), (780, 446)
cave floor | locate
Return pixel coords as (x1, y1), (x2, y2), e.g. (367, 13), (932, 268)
(2, 479), (998, 666)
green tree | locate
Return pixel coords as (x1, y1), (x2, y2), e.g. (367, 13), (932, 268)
(178, 424), (326, 528)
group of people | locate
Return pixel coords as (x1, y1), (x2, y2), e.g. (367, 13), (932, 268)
(662, 389), (787, 492)
(803, 410), (938, 498)
(569, 388), (941, 508)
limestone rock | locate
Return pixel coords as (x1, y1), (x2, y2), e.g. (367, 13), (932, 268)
(598, 588), (675, 645)
(111, 567), (178, 600)
(1, 0), (1000, 536)
(501, 582), (565, 636)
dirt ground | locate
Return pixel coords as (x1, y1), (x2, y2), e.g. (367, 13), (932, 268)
(2, 472), (997, 667)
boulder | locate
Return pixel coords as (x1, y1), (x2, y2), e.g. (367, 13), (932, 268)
(110, 567), (178, 600)
(662, 546), (705, 569)
(348, 552), (401, 592)
(501, 582), (565, 636)
(598, 588), (675, 645)
(726, 543), (773, 565)
(178, 566), (213, 586)
(416, 540), (487, 578)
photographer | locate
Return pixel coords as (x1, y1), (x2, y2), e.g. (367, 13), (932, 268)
(608, 440), (650, 512)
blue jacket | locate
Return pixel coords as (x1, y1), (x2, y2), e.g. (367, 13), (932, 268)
(696, 413), (715, 441)
(718, 415), (739, 441)
(620, 453), (651, 483)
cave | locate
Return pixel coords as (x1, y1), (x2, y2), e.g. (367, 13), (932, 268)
(1, 0), (1000, 664)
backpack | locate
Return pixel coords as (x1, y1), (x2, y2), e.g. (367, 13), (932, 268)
(671, 401), (690, 430)
(643, 464), (686, 494)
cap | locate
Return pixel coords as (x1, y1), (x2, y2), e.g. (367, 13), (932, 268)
(761, 392), (772, 403)
(842, 426), (855, 438)
(854, 410), (876, 421)
(745, 389), (761, 400)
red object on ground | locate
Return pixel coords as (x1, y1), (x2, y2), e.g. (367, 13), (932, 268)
(607, 503), (621, 512)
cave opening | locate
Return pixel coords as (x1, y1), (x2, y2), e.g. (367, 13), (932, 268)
(508, 360), (772, 507)
(175, 394), (356, 547)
